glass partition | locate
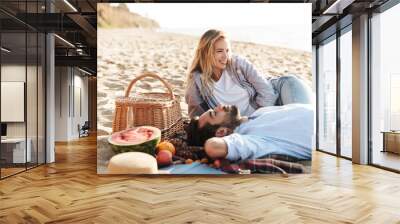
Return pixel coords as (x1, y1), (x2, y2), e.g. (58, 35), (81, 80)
(27, 31), (38, 169)
(1, 26), (28, 178)
(0, 1), (46, 179)
(317, 35), (337, 155)
(38, 32), (45, 165)
(371, 3), (400, 171)
(339, 28), (352, 158)
(26, 0), (43, 169)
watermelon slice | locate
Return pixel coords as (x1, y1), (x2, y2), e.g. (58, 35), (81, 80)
(108, 126), (161, 156)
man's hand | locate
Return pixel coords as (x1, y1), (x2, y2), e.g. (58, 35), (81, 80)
(204, 137), (228, 159)
(215, 127), (233, 137)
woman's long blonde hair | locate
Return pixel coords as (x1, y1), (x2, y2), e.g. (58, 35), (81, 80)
(186, 29), (231, 98)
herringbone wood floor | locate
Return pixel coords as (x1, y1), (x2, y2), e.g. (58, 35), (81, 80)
(1, 135), (400, 224)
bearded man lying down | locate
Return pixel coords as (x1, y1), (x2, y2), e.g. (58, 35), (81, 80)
(185, 104), (314, 162)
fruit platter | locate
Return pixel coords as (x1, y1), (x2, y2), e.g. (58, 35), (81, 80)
(98, 126), (226, 174)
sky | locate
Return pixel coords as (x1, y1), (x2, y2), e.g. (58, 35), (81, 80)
(125, 3), (310, 28)
(111, 3), (312, 52)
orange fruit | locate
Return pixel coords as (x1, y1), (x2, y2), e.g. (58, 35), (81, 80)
(200, 158), (209, 164)
(156, 141), (176, 155)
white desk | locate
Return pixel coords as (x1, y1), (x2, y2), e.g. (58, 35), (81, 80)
(1, 138), (31, 163)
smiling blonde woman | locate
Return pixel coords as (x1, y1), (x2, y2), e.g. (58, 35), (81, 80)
(185, 29), (312, 118)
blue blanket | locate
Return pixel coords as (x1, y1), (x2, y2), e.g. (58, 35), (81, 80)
(160, 162), (226, 174)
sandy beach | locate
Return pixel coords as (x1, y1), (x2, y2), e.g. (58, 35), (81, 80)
(97, 28), (312, 135)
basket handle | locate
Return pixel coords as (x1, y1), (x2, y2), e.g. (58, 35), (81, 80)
(125, 72), (175, 100)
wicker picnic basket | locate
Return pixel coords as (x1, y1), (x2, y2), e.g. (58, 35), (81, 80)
(112, 72), (183, 140)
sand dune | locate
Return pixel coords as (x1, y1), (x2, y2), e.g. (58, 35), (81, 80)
(97, 28), (312, 135)
(98, 4), (159, 29)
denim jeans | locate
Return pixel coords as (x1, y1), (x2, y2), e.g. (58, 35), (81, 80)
(270, 75), (312, 105)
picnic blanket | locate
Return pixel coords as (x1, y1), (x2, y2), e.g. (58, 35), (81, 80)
(159, 158), (305, 175)
(219, 158), (305, 176)
(168, 137), (307, 175)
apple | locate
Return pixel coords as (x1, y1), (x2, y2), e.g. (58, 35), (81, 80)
(214, 159), (221, 169)
(156, 150), (172, 166)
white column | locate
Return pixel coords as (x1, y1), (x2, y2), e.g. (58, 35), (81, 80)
(46, 33), (55, 163)
(45, 0), (55, 163)
(352, 14), (369, 164)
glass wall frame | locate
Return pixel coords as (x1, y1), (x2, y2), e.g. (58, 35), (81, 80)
(0, 0), (47, 179)
(316, 0), (400, 173)
(315, 24), (353, 160)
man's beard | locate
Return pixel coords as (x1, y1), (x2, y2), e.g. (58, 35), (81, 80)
(185, 118), (220, 146)
(185, 105), (241, 146)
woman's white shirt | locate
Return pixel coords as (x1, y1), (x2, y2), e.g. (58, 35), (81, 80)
(212, 70), (256, 116)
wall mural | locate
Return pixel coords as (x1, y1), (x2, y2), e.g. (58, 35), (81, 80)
(97, 3), (314, 175)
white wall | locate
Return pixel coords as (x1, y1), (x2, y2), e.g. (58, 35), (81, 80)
(75, 73), (89, 122)
(1, 65), (26, 139)
(55, 66), (69, 141)
(1, 63), (46, 164)
(1, 65), (29, 137)
(55, 67), (89, 141)
(71, 72), (89, 138)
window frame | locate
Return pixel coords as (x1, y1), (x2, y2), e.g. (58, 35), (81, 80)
(315, 24), (352, 161)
